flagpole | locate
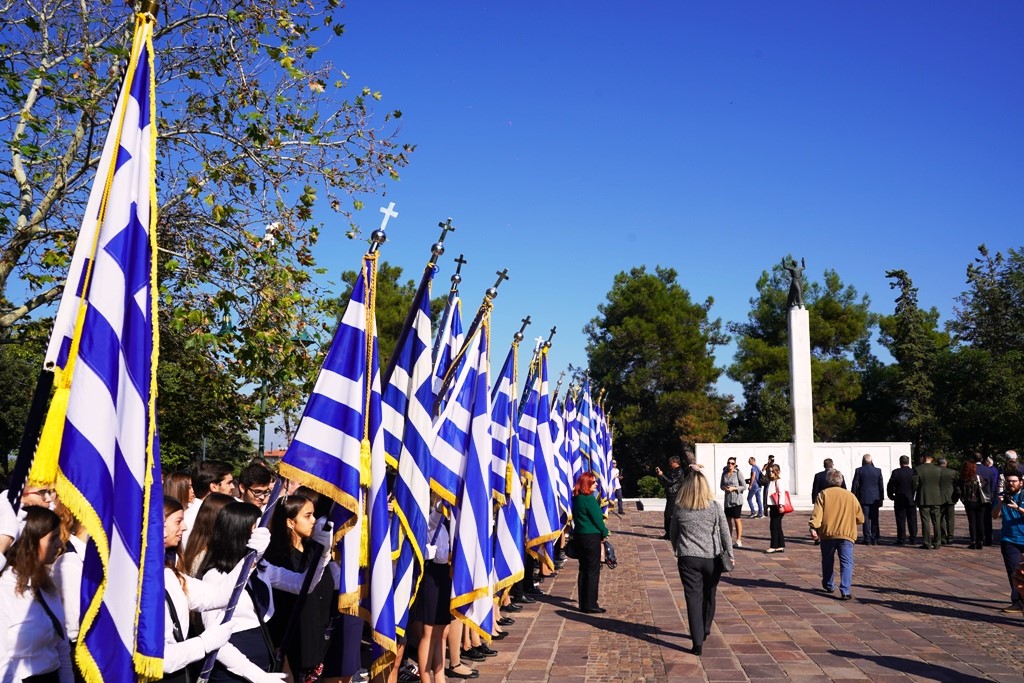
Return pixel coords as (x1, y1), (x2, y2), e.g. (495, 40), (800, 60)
(381, 220), (453, 387)
(6, 370), (54, 510)
(433, 269), (508, 411)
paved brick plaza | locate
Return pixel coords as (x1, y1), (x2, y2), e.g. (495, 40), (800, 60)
(470, 510), (1024, 682)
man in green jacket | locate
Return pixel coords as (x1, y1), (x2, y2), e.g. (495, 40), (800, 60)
(915, 454), (944, 549)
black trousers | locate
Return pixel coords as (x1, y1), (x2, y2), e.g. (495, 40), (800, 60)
(769, 506), (785, 548)
(663, 502), (676, 535)
(983, 504), (994, 545)
(964, 502), (986, 545)
(893, 499), (917, 542)
(576, 533), (603, 611)
(676, 556), (722, 649)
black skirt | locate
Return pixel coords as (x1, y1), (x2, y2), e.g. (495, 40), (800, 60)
(208, 627), (272, 683)
(412, 561), (453, 626)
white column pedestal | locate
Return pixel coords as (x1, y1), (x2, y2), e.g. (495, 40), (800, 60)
(788, 307), (814, 497)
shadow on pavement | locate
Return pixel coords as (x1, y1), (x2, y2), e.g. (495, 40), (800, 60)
(868, 584), (1005, 611)
(852, 595), (1021, 628)
(554, 609), (692, 654)
(830, 649), (993, 683)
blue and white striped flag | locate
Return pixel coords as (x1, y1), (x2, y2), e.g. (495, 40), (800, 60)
(490, 341), (525, 595)
(382, 264), (436, 636)
(551, 398), (572, 527)
(435, 310), (494, 638)
(280, 253), (396, 678)
(577, 379), (594, 474)
(593, 398), (612, 510)
(430, 289), (464, 504)
(564, 391), (583, 484)
(34, 13), (165, 680)
(519, 348), (561, 570)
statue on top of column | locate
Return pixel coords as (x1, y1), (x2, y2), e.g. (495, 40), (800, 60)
(783, 257), (806, 309)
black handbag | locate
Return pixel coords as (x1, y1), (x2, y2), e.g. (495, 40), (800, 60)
(564, 534), (579, 559)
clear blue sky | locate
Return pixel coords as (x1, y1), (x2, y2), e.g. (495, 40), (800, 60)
(312, 2), (1022, 400)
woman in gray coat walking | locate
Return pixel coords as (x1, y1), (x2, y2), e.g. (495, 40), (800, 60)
(670, 471), (734, 656)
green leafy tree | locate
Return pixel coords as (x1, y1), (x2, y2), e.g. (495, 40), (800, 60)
(157, 317), (253, 471)
(0, 1), (412, 427)
(0, 324), (48, 471)
(728, 259), (874, 442)
(874, 269), (948, 453)
(585, 266), (730, 494)
(934, 245), (1024, 456)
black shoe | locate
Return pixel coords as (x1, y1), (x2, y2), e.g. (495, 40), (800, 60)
(691, 645), (703, 656)
(498, 616), (515, 626)
(516, 594), (537, 604)
(813, 539), (820, 546)
(660, 534), (670, 540)
(919, 544), (932, 550)
(821, 581), (834, 594)
(525, 586), (544, 595)
(501, 603), (523, 613)
(895, 539), (905, 546)
(461, 648), (485, 662)
(474, 645), (498, 657)
(491, 631), (508, 641)
(446, 665), (480, 679)
(840, 594), (852, 601)
(582, 607), (606, 614)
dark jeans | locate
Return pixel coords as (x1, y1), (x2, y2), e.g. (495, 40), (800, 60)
(919, 505), (940, 547)
(769, 507), (785, 548)
(577, 533), (603, 610)
(861, 502), (880, 542)
(1000, 541), (1024, 607)
(940, 503), (956, 544)
(893, 498), (917, 542)
(964, 502), (986, 546)
(615, 488), (624, 514)
(677, 556), (722, 650)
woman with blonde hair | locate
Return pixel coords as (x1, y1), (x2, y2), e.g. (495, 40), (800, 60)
(670, 471), (733, 657)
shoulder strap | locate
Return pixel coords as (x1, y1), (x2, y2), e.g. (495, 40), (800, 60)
(33, 588), (66, 641)
(710, 503), (720, 556)
(165, 588), (185, 643)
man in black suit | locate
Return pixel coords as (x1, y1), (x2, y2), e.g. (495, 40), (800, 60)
(852, 454), (885, 545)
(811, 458), (847, 502)
(915, 453), (944, 549)
(887, 455), (918, 545)
(975, 452), (999, 546)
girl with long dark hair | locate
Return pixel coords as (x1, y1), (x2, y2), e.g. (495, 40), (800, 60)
(0, 506), (71, 682)
(199, 502), (331, 682)
(182, 492), (235, 575)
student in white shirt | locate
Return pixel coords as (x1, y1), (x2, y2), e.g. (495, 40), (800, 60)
(182, 461), (236, 550)
(0, 506), (73, 683)
(198, 502), (330, 683)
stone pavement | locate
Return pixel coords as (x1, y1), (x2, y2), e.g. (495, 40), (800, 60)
(466, 510), (1024, 682)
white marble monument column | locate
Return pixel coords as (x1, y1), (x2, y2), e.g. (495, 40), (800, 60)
(788, 307), (814, 498)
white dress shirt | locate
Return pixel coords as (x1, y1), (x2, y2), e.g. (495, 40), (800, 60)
(181, 496), (204, 551)
(0, 570), (74, 683)
(52, 534), (87, 641)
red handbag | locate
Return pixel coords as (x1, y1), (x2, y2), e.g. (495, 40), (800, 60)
(771, 490), (794, 514)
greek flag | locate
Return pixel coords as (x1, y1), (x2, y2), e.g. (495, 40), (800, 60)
(563, 392), (584, 487)
(381, 263), (436, 635)
(577, 379), (594, 473)
(280, 254), (396, 677)
(430, 289), (464, 503)
(592, 399), (611, 510)
(33, 14), (165, 680)
(435, 312), (494, 638)
(519, 349), (561, 569)
(551, 398), (572, 526)
(490, 342), (525, 595)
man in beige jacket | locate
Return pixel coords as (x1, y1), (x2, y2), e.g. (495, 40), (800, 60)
(809, 468), (864, 600)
